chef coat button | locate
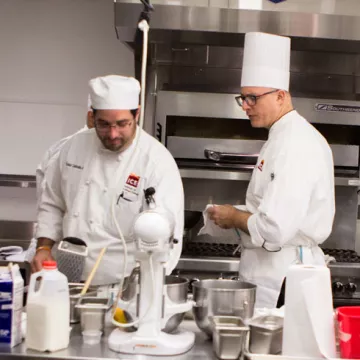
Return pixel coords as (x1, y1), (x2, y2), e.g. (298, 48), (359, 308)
(89, 219), (94, 224)
(117, 158), (121, 162)
(73, 212), (79, 218)
(85, 180), (91, 185)
(103, 188), (108, 193)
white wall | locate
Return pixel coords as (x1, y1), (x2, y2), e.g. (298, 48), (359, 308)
(0, 0), (134, 221)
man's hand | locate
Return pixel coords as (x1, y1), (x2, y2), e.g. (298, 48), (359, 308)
(30, 238), (55, 273)
(31, 249), (55, 273)
(207, 205), (237, 229)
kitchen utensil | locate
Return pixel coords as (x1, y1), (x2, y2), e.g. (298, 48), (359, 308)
(210, 316), (249, 360)
(69, 284), (98, 324)
(192, 279), (256, 336)
(108, 202), (194, 355)
(75, 297), (111, 333)
(56, 237), (88, 283)
(80, 247), (107, 296)
(121, 274), (189, 333)
(248, 315), (283, 355)
(337, 306), (360, 359)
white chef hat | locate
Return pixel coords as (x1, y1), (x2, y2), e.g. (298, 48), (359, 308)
(241, 32), (291, 91)
(89, 75), (140, 110)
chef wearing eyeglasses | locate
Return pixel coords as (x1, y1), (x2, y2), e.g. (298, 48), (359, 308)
(34, 75), (184, 285)
(206, 32), (335, 309)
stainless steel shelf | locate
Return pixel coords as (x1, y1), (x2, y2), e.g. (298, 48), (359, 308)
(180, 168), (252, 181)
(0, 175), (36, 189)
(180, 168), (360, 187)
(334, 177), (360, 187)
(178, 256), (240, 273)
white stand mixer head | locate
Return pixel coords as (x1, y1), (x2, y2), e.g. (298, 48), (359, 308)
(108, 207), (195, 355)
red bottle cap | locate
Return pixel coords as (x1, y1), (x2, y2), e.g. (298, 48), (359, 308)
(42, 260), (57, 270)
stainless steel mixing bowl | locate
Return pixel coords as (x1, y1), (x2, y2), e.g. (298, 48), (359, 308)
(192, 279), (256, 336)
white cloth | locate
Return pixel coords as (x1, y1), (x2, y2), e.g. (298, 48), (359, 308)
(241, 32), (290, 91)
(198, 204), (252, 246)
(89, 75), (140, 110)
(1, 246), (25, 263)
(0, 246), (23, 256)
(36, 127), (184, 286)
(238, 110), (335, 308)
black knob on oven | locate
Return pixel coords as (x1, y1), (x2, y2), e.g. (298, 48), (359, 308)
(345, 282), (357, 294)
(332, 281), (344, 293)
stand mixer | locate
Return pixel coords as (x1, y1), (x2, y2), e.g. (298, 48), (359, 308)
(108, 188), (195, 355)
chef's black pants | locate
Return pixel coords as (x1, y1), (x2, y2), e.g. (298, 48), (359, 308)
(276, 278), (286, 308)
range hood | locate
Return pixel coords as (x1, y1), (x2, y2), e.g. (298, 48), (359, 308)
(115, 0), (360, 50)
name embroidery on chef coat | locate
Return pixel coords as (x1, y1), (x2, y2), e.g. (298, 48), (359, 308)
(117, 173), (141, 203)
(65, 162), (84, 170)
(258, 159), (264, 172)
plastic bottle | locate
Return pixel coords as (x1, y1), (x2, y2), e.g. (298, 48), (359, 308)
(26, 260), (70, 352)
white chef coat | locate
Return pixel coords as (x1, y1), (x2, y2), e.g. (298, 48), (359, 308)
(25, 127), (88, 263)
(238, 110), (335, 309)
(36, 126), (89, 204)
(36, 127), (184, 285)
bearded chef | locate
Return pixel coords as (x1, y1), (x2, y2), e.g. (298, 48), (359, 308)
(206, 32), (335, 309)
(32, 75), (184, 285)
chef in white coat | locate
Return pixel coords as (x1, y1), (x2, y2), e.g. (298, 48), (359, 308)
(207, 32), (335, 309)
(32, 75), (184, 285)
(27, 98), (94, 268)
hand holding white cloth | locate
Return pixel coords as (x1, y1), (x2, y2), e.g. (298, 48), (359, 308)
(198, 204), (252, 246)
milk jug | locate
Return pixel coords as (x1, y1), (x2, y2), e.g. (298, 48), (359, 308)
(26, 260), (70, 352)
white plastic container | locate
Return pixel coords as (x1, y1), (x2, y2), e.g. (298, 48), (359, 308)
(26, 260), (70, 352)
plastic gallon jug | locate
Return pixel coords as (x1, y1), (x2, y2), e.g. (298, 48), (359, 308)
(26, 260), (70, 352)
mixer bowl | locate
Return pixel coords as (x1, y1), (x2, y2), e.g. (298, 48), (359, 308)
(192, 279), (256, 336)
(122, 275), (189, 333)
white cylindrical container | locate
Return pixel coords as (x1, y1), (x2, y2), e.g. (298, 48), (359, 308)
(282, 265), (336, 358)
(26, 260), (70, 352)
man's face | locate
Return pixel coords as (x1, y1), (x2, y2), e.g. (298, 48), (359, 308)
(93, 109), (138, 152)
(238, 87), (282, 129)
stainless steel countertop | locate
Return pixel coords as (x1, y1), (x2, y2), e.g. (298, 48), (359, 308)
(0, 321), (216, 360)
(0, 320), (337, 360)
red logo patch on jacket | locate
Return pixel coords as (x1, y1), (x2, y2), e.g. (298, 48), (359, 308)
(258, 160), (264, 171)
(126, 173), (140, 188)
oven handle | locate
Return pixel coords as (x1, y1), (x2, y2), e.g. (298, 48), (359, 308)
(204, 149), (259, 164)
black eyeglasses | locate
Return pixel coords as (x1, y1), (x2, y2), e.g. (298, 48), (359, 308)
(235, 89), (279, 107)
(95, 119), (134, 132)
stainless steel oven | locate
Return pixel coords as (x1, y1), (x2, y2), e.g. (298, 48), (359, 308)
(109, 0), (360, 304)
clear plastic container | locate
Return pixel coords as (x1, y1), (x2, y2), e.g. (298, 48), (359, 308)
(82, 330), (102, 345)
